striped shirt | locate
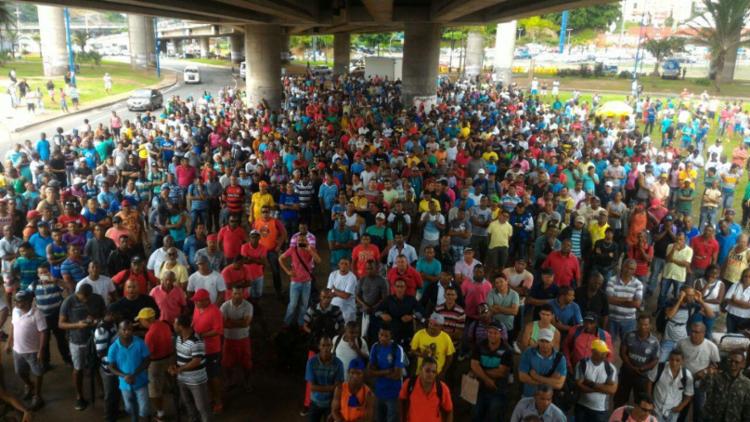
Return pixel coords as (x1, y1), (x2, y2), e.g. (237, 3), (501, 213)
(29, 281), (64, 316)
(606, 276), (643, 321)
(176, 333), (207, 386)
(294, 181), (315, 208)
(95, 323), (118, 374)
(571, 230), (582, 257)
(60, 257), (89, 283)
(435, 303), (466, 335)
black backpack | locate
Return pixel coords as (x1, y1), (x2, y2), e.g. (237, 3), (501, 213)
(548, 351), (577, 412)
(654, 362), (689, 389)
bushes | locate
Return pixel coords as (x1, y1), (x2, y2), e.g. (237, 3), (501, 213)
(694, 78), (711, 86)
(75, 51), (102, 66)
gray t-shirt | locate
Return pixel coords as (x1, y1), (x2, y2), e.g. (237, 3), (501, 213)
(623, 331), (660, 368)
(665, 302), (700, 342)
(449, 218), (472, 247)
(220, 299), (253, 340)
(470, 207), (492, 237)
(60, 293), (106, 345)
(356, 276), (389, 309)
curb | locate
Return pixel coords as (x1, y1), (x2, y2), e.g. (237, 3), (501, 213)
(13, 70), (180, 133)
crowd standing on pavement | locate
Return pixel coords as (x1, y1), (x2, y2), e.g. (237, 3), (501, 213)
(0, 69), (749, 422)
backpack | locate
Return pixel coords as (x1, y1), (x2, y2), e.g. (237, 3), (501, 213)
(578, 358), (614, 384)
(548, 351), (577, 412)
(571, 326), (607, 344)
(654, 362), (688, 389)
(620, 406), (633, 422)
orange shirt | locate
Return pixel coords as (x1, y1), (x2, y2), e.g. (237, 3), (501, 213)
(398, 380), (452, 422)
(339, 383), (371, 422)
(351, 244), (381, 278)
(253, 217), (282, 251)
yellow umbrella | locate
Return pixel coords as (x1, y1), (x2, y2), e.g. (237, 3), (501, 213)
(595, 101), (633, 118)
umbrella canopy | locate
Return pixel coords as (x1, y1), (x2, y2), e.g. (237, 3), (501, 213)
(595, 101), (633, 118)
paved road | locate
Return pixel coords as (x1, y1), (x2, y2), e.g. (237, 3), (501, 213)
(0, 58), (239, 159)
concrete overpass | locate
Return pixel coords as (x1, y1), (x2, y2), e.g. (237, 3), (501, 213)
(22, 0), (606, 110)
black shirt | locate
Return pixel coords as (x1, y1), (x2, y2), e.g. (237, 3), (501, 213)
(574, 286), (610, 318)
(108, 295), (160, 323)
(375, 295), (424, 348)
(60, 293), (106, 345)
(471, 339), (513, 392)
(591, 239), (620, 269)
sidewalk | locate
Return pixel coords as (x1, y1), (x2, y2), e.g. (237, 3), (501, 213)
(0, 70), (178, 133)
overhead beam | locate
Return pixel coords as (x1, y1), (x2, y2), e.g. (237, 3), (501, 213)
(18, 0), (238, 23)
(106, 0), (274, 23)
(362, 0), (393, 22)
(456, 0), (604, 23)
(215, 0), (317, 23)
(431, 0), (502, 22)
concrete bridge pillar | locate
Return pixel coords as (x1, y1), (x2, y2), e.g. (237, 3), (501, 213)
(493, 20), (517, 85)
(37, 5), (68, 77)
(230, 34), (244, 64)
(465, 30), (484, 79)
(333, 32), (351, 75)
(128, 14), (156, 69)
(244, 24), (282, 110)
(403, 22), (442, 109)
(199, 38), (210, 58)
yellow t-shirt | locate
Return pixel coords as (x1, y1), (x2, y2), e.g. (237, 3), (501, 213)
(418, 199), (441, 213)
(250, 192), (275, 221)
(723, 248), (750, 284)
(488, 220), (513, 249)
(410, 329), (455, 374)
(482, 151), (499, 162)
(352, 196), (368, 211)
(589, 222), (609, 247)
(663, 244), (693, 282)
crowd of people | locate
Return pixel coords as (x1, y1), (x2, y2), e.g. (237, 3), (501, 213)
(0, 69), (748, 422)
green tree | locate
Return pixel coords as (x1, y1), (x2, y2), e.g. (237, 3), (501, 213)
(545, 4), (621, 32)
(643, 37), (686, 76)
(442, 28), (466, 71)
(354, 33), (391, 55)
(690, 0), (750, 85)
(73, 30), (90, 52)
(518, 16), (558, 43)
(0, 1), (16, 64)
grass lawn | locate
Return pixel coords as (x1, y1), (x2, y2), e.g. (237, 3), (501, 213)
(512, 72), (750, 98)
(186, 58), (232, 67)
(291, 59), (333, 68)
(0, 56), (162, 111)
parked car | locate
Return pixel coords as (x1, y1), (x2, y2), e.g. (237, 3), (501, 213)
(127, 89), (163, 111)
(183, 65), (200, 84)
(661, 58), (681, 79)
(310, 65), (332, 78)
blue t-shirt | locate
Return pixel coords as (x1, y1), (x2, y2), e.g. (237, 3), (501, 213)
(549, 300), (583, 327)
(279, 193), (300, 221)
(12, 256), (43, 290)
(369, 342), (404, 400)
(29, 233), (53, 258)
(519, 348), (567, 397)
(37, 139), (50, 161)
(318, 184), (338, 211)
(107, 336), (151, 391)
(305, 355), (344, 406)
(415, 258), (442, 292)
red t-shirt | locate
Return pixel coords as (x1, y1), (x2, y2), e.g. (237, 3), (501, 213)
(145, 320), (174, 360)
(690, 235), (719, 270)
(58, 214), (88, 230)
(221, 264), (251, 299)
(541, 251), (581, 288)
(398, 380), (453, 422)
(112, 270), (159, 295)
(149, 285), (186, 324)
(240, 242), (267, 279)
(352, 244), (381, 278)
(218, 226), (247, 260)
(386, 266), (423, 297)
(192, 304), (223, 355)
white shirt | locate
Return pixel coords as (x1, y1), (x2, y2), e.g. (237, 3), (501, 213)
(11, 306), (47, 354)
(147, 248), (188, 274)
(676, 338), (720, 376)
(187, 271), (227, 304)
(327, 270), (358, 322)
(76, 276), (116, 306)
(648, 364), (694, 415)
(725, 282), (750, 318)
(332, 335), (369, 381)
(575, 358), (618, 412)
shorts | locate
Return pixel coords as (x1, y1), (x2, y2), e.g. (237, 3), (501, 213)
(148, 357), (173, 398)
(13, 351), (44, 377)
(205, 353), (221, 378)
(221, 338), (252, 370)
(70, 342), (89, 371)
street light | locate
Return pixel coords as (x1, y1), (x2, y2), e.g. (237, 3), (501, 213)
(632, 11), (650, 100)
(566, 28), (573, 54)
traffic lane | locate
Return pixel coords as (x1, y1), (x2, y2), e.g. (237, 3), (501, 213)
(6, 64), (234, 155)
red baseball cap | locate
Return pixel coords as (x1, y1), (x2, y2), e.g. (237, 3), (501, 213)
(26, 210), (40, 220)
(206, 234), (218, 242)
(192, 289), (210, 302)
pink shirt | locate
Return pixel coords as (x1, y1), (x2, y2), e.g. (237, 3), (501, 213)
(175, 165), (196, 188)
(150, 285), (187, 324)
(11, 307), (47, 354)
(280, 246), (314, 283)
(461, 279), (492, 320)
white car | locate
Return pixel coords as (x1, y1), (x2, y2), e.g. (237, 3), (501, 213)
(183, 65), (200, 84)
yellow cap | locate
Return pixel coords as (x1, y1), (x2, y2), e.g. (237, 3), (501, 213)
(134, 307), (156, 321)
(591, 339), (610, 354)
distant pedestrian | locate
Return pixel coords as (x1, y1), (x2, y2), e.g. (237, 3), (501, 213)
(46, 80), (55, 103)
(69, 85), (80, 111)
(59, 88), (69, 113)
(103, 73), (113, 95)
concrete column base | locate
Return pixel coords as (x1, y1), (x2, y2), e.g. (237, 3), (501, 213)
(128, 14), (156, 70)
(403, 22), (442, 109)
(230, 34), (244, 64)
(494, 20), (517, 85)
(199, 38), (210, 59)
(333, 33), (351, 75)
(465, 31), (484, 78)
(37, 5), (68, 77)
(244, 24), (282, 110)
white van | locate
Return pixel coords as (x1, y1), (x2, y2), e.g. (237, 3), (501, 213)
(240, 61), (246, 79)
(183, 65), (200, 84)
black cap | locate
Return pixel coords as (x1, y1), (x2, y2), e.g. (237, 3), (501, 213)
(583, 312), (597, 322)
(15, 290), (32, 302)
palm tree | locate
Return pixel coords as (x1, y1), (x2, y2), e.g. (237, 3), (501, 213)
(689, 0), (750, 85)
(73, 30), (90, 53)
(643, 37), (686, 76)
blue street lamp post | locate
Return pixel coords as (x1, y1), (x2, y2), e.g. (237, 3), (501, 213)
(154, 18), (161, 78)
(63, 8), (76, 86)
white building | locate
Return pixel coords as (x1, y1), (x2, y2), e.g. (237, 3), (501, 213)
(621, 0), (698, 26)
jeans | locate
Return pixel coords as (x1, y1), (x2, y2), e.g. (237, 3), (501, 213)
(190, 209), (208, 232)
(487, 246), (509, 273)
(42, 309), (71, 366)
(309, 402), (331, 422)
(614, 365), (650, 408)
(608, 318), (636, 343)
(267, 250), (282, 297)
(722, 189), (735, 211)
(657, 410), (680, 422)
(375, 398), (398, 422)
(472, 390), (506, 422)
(177, 381), (211, 422)
(699, 207), (718, 230)
(101, 368), (119, 422)
(284, 281), (311, 327)
(470, 235), (489, 263)
(249, 276), (264, 299)
(658, 278), (683, 310)
(678, 382), (706, 422)
(726, 313), (750, 333)
(574, 404), (609, 422)
(648, 258), (666, 296)
(659, 339), (678, 362)
(121, 386), (150, 420)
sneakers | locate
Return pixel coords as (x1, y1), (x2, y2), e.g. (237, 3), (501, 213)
(74, 398), (88, 411)
(299, 406), (310, 417)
